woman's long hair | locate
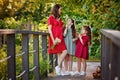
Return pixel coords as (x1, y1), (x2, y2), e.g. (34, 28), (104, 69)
(71, 19), (76, 38)
(83, 26), (92, 45)
(51, 4), (61, 19)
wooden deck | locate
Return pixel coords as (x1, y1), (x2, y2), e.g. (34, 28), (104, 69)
(45, 62), (100, 80)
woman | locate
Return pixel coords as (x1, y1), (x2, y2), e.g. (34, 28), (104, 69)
(47, 4), (67, 75)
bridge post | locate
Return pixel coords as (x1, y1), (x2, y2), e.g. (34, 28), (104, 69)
(22, 34), (29, 80)
(42, 35), (47, 77)
(101, 36), (111, 80)
(7, 34), (16, 80)
(33, 34), (40, 80)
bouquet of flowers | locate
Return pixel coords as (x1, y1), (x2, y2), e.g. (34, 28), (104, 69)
(51, 37), (61, 49)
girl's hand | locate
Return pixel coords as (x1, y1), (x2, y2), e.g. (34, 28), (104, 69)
(72, 38), (76, 42)
(73, 37), (78, 42)
(76, 32), (79, 37)
(79, 34), (82, 38)
(66, 19), (73, 27)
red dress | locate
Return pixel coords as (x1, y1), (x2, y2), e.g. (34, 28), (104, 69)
(47, 15), (66, 54)
(75, 35), (89, 59)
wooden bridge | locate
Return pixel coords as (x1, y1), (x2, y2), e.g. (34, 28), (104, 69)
(0, 29), (120, 80)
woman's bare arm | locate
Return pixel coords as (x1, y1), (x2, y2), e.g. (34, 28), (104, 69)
(48, 25), (55, 45)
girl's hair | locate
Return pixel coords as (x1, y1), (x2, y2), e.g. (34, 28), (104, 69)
(71, 19), (76, 38)
(83, 25), (92, 45)
(51, 4), (61, 19)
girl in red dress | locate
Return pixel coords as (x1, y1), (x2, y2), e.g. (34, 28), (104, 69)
(75, 26), (91, 76)
(47, 4), (67, 75)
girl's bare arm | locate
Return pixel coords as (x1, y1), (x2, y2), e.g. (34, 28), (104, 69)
(79, 34), (84, 45)
(63, 28), (67, 37)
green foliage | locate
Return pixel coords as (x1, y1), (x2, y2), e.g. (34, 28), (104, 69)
(0, 0), (25, 19)
(40, 55), (48, 78)
(0, 45), (7, 80)
(3, 17), (19, 29)
(58, 0), (120, 60)
(0, 19), (5, 29)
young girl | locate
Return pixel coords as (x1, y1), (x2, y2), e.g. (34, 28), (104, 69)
(62, 18), (77, 75)
(75, 25), (91, 76)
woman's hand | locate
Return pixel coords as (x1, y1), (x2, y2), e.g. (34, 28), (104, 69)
(53, 37), (61, 46)
(55, 37), (61, 44)
(51, 37), (61, 49)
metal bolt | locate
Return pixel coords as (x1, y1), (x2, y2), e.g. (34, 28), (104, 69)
(109, 63), (111, 70)
(114, 76), (119, 80)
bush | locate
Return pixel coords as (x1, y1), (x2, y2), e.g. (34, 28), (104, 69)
(0, 45), (7, 80)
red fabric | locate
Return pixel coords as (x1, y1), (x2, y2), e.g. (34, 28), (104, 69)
(75, 35), (89, 59)
(47, 15), (66, 54)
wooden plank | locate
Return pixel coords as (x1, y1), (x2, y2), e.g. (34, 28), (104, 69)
(101, 35), (105, 80)
(7, 34), (16, 80)
(104, 37), (111, 80)
(42, 35), (47, 60)
(111, 43), (120, 80)
(22, 34), (29, 80)
(0, 29), (16, 34)
(0, 34), (2, 48)
(0, 29), (49, 35)
(33, 34), (40, 80)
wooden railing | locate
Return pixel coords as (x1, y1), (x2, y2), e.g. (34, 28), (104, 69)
(0, 29), (49, 80)
(101, 29), (120, 80)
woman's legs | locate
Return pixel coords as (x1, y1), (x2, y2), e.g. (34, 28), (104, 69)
(58, 50), (67, 68)
(55, 50), (67, 75)
(57, 53), (62, 68)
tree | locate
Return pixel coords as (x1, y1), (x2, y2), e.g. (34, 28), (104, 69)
(0, 0), (25, 19)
